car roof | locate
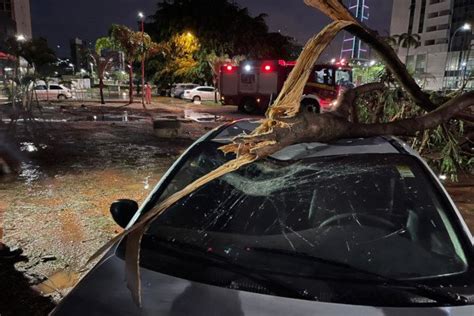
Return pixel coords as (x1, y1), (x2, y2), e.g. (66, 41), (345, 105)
(210, 120), (409, 160)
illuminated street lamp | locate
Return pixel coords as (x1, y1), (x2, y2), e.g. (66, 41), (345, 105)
(16, 34), (26, 42)
(445, 22), (472, 89)
(138, 11), (146, 106)
(449, 23), (471, 53)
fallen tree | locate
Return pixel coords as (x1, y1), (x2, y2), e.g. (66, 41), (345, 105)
(88, 0), (473, 306)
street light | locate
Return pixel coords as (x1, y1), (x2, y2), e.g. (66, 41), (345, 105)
(449, 23), (471, 52)
(445, 22), (472, 89)
(138, 11), (146, 107)
(16, 34), (26, 42)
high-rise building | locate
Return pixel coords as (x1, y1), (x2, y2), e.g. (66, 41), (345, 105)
(340, 0), (370, 60)
(0, 0), (32, 41)
(390, 0), (473, 90)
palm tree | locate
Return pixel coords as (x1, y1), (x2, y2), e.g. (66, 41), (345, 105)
(384, 35), (401, 54)
(110, 25), (160, 106)
(398, 33), (421, 67)
(90, 52), (114, 105)
(110, 25), (142, 104)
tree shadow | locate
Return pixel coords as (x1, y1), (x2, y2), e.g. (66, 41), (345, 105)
(0, 255), (56, 316)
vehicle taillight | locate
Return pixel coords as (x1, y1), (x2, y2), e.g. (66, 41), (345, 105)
(226, 65), (233, 71)
(263, 64), (272, 72)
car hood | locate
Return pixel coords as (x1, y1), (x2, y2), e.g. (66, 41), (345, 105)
(52, 255), (473, 316)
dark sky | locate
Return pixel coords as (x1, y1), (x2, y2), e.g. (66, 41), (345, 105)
(31, 0), (393, 58)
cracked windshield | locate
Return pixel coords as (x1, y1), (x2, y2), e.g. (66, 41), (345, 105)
(0, 0), (473, 315)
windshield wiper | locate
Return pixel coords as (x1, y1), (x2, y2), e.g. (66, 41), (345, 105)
(250, 247), (469, 306)
(142, 236), (311, 300)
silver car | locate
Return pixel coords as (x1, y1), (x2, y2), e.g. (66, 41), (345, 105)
(53, 120), (474, 315)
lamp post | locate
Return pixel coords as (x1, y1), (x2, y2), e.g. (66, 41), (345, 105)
(138, 11), (145, 107)
(444, 23), (471, 89)
(11, 34), (26, 107)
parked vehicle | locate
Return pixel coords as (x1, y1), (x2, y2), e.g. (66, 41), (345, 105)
(53, 120), (474, 315)
(182, 86), (219, 102)
(170, 83), (199, 98)
(34, 84), (73, 100)
(220, 60), (354, 113)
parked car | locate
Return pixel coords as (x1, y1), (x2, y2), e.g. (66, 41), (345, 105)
(170, 83), (199, 98)
(34, 84), (73, 100)
(53, 120), (474, 315)
(183, 86), (219, 102)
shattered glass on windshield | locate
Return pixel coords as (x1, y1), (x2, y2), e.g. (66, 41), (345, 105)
(143, 140), (468, 282)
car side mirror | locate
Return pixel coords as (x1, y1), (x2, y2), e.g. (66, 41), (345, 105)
(110, 199), (139, 228)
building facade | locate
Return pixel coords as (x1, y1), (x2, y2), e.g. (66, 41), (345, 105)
(0, 0), (32, 41)
(390, 0), (473, 90)
(341, 0), (370, 60)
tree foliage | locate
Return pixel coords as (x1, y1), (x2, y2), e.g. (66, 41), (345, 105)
(145, 0), (300, 85)
(147, 0), (299, 59)
(3, 37), (56, 75)
(108, 25), (160, 103)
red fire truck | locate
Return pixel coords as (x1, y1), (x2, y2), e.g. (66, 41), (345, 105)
(219, 59), (353, 113)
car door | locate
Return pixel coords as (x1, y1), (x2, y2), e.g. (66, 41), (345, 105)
(34, 85), (48, 100)
(203, 87), (215, 100)
(48, 84), (63, 99)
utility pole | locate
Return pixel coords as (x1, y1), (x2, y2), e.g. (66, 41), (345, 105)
(138, 12), (146, 108)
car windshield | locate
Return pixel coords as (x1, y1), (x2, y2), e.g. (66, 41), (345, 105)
(135, 140), (470, 304)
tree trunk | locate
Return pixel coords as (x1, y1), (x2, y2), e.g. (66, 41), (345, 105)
(99, 78), (105, 105)
(405, 45), (410, 67)
(128, 64), (134, 104)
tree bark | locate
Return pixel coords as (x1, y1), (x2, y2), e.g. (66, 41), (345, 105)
(99, 78), (105, 105)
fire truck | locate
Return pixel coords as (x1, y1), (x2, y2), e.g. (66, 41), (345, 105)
(219, 59), (353, 113)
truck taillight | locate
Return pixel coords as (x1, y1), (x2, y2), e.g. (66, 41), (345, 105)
(262, 64), (273, 72)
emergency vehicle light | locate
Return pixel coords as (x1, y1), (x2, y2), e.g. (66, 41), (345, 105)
(263, 64), (272, 72)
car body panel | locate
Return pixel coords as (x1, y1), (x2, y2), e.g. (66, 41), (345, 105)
(34, 84), (73, 100)
(183, 86), (220, 101)
(53, 255), (474, 316)
(171, 83), (199, 98)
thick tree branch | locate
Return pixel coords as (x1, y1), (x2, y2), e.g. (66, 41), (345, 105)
(335, 82), (386, 119)
(344, 92), (474, 137)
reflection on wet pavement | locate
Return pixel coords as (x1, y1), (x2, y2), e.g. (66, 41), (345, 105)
(0, 120), (193, 307)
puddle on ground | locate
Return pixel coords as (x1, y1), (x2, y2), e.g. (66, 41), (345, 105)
(33, 270), (81, 295)
(184, 109), (223, 122)
(69, 112), (148, 122)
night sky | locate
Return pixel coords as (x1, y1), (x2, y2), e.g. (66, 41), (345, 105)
(31, 0), (393, 58)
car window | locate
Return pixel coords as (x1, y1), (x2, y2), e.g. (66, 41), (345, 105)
(49, 85), (62, 90)
(144, 145), (468, 283)
(34, 85), (47, 90)
(314, 67), (334, 85)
